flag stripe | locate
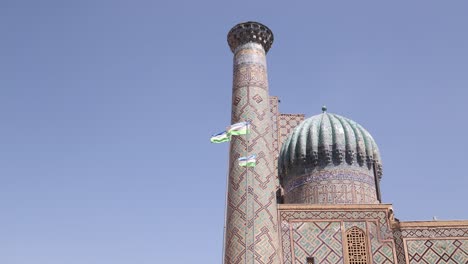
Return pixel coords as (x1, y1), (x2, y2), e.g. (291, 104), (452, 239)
(210, 131), (230, 143)
(228, 121), (251, 136)
(238, 154), (256, 167)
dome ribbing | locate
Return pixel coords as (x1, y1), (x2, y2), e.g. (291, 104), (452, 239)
(278, 112), (383, 204)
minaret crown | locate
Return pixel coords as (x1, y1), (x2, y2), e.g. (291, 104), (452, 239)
(227, 21), (274, 53)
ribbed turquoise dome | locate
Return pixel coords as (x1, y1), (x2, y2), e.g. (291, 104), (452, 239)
(278, 111), (383, 204)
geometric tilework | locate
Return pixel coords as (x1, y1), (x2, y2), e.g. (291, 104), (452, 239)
(283, 167), (378, 205)
(406, 239), (468, 264)
(225, 42), (280, 264)
(292, 221), (343, 264)
(269, 100), (304, 191)
(278, 114), (304, 151)
(281, 209), (394, 240)
(368, 221), (395, 264)
(279, 206), (397, 264)
(344, 221), (367, 231)
(393, 229), (406, 264)
(269, 96), (280, 186)
(394, 226), (468, 264)
(401, 228), (468, 238)
(269, 99), (304, 202)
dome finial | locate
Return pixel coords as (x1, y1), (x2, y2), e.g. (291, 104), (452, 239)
(322, 105), (327, 113)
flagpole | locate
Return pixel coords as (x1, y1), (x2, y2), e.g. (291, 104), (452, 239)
(246, 120), (251, 264)
(248, 124), (255, 264)
(221, 141), (231, 264)
(229, 120), (253, 264)
(245, 121), (250, 264)
(245, 88), (250, 264)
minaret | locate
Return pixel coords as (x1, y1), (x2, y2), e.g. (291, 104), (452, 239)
(225, 22), (280, 264)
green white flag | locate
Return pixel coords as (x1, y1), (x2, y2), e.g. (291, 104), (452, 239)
(210, 131), (230, 143)
(238, 154), (256, 167)
(228, 121), (250, 136)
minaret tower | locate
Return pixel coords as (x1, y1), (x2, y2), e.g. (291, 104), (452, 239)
(225, 22), (280, 264)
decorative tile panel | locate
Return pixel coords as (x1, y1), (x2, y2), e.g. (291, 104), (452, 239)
(406, 239), (468, 263)
(269, 96), (280, 186)
(394, 225), (468, 264)
(283, 167), (378, 205)
(292, 221), (343, 264)
(278, 114), (305, 149)
(225, 40), (280, 264)
(279, 207), (397, 264)
(368, 221), (395, 263)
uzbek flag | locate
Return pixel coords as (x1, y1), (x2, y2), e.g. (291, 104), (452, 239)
(228, 121), (251, 136)
(210, 131), (230, 143)
(238, 154), (257, 167)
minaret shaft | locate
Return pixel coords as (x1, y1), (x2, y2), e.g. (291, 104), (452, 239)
(225, 22), (280, 264)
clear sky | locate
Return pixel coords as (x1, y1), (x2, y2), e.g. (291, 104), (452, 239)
(1, 1), (467, 263)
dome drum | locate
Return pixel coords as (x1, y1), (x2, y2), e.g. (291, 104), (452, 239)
(282, 165), (378, 204)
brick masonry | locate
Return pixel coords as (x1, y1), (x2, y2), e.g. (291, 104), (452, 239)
(225, 42), (280, 264)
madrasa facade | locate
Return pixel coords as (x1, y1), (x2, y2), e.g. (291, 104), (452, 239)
(222, 21), (468, 264)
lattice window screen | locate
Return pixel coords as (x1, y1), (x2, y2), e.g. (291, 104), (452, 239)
(346, 227), (369, 264)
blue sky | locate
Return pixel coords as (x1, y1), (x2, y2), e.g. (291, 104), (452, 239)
(1, 1), (467, 263)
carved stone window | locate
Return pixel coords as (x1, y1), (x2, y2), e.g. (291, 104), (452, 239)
(346, 227), (369, 264)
